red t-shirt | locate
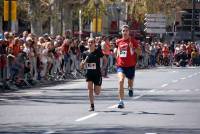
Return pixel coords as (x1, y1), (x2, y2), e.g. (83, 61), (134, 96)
(116, 37), (139, 67)
(162, 47), (169, 57)
(61, 42), (69, 54)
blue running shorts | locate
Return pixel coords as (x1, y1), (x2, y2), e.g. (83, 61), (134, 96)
(117, 66), (135, 80)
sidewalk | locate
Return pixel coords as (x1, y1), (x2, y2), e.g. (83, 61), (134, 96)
(0, 75), (78, 93)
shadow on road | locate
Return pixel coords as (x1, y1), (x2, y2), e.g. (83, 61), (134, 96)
(0, 124), (200, 134)
(1, 87), (200, 105)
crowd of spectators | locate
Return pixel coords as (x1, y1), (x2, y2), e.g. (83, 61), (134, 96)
(1, 31), (200, 90)
(137, 41), (200, 68)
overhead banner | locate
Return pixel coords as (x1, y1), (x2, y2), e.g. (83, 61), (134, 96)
(4, 0), (9, 21)
(12, 0), (17, 21)
(92, 18), (102, 33)
(4, 0), (17, 21)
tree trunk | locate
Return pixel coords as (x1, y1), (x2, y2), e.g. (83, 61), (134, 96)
(31, 20), (42, 36)
(29, 0), (43, 35)
(50, 0), (61, 35)
(0, 16), (2, 33)
(63, 3), (73, 33)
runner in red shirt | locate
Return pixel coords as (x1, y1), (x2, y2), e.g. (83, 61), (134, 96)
(115, 25), (141, 108)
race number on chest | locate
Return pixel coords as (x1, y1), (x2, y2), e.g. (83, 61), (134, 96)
(119, 50), (127, 57)
(85, 63), (96, 69)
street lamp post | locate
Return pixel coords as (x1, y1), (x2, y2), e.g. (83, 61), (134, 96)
(60, 0), (63, 35)
(172, 6), (177, 43)
(94, 0), (99, 36)
(79, 9), (82, 41)
(191, 0), (196, 41)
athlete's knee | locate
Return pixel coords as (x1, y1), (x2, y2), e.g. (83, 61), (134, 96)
(119, 78), (124, 84)
(94, 86), (101, 95)
(95, 90), (100, 95)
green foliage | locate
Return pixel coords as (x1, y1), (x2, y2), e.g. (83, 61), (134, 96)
(17, 0), (50, 22)
(82, 0), (106, 21)
(0, 0), (3, 16)
(17, 0), (29, 21)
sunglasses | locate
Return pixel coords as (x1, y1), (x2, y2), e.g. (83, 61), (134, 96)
(122, 30), (129, 32)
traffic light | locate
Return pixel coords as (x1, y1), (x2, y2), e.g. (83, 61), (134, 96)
(181, 9), (200, 31)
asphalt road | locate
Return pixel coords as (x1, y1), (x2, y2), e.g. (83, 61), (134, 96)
(0, 66), (200, 134)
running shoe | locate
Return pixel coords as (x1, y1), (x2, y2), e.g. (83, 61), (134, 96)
(88, 105), (95, 112)
(128, 88), (134, 97)
(117, 101), (125, 109)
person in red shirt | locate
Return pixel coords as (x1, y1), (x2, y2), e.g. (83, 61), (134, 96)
(101, 36), (111, 78)
(115, 25), (141, 108)
(162, 44), (169, 66)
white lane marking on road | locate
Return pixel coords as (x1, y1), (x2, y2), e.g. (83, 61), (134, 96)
(168, 89), (175, 92)
(75, 113), (98, 122)
(172, 71), (177, 73)
(0, 98), (7, 101)
(133, 94), (144, 99)
(149, 89), (157, 93)
(182, 89), (190, 92)
(194, 73), (198, 76)
(108, 90), (152, 109)
(180, 77), (186, 80)
(194, 89), (200, 92)
(145, 133), (157, 134)
(23, 91), (43, 95)
(187, 75), (193, 78)
(42, 83), (81, 90)
(172, 80), (178, 83)
(161, 84), (168, 88)
(43, 130), (56, 134)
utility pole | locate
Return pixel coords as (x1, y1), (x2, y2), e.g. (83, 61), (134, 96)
(8, 0), (12, 31)
(60, 0), (63, 35)
(79, 9), (82, 41)
(94, 0), (99, 36)
(191, 0), (196, 41)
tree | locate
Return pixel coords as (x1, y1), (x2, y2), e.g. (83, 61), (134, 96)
(81, 0), (107, 24)
(0, 0), (3, 32)
(126, 0), (147, 24)
(0, 0), (3, 17)
(28, 0), (50, 35)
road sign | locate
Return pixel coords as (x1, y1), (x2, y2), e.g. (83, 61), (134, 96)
(144, 18), (166, 22)
(144, 22), (166, 28)
(92, 17), (102, 33)
(144, 28), (166, 34)
(145, 13), (165, 18)
(144, 13), (166, 34)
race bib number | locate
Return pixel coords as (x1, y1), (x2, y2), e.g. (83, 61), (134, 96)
(120, 50), (127, 57)
(85, 63), (96, 69)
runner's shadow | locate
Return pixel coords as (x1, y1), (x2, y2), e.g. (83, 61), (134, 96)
(96, 110), (134, 115)
(138, 111), (175, 116)
(96, 110), (175, 116)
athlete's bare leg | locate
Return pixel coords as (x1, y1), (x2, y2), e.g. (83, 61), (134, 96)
(94, 85), (101, 95)
(87, 81), (94, 105)
(118, 72), (125, 100)
(128, 79), (134, 89)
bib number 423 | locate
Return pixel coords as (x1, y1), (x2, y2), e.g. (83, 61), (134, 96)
(120, 50), (127, 57)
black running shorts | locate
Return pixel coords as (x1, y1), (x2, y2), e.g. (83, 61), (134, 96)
(86, 74), (102, 86)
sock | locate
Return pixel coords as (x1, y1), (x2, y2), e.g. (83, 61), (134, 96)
(91, 104), (94, 108)
(129, 87), (133, 90)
